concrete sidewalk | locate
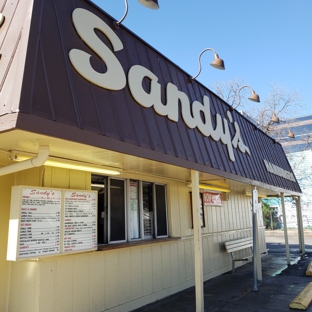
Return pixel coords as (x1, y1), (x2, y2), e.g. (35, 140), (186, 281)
(133, 233), (312, 312)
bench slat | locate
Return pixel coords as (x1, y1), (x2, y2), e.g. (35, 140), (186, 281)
(224, 236), (268, 273)
(224, 238), (253, 253)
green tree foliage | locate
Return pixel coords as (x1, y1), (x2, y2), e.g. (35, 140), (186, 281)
(262, 202), (272, 229)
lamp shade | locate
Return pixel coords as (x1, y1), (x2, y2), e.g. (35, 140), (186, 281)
(0, 13), (5, 27)
(138, 0), (159, 9)
(210, 54), (225, 70)
(271, 113), (279, 123)
(248, 90), (260, 102)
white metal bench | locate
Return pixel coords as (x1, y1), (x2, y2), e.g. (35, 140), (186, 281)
(224, 237), (268, 273)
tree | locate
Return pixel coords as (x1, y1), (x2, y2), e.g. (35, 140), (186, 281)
(212, 77), (305, 142)
(262, 201), (272, 229)
(212, 77), (312, 228)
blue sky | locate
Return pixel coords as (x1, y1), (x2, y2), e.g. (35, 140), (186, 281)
(92, 0), (312, 115)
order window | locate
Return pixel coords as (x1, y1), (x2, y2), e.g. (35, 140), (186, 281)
(91, 175), (168, 244)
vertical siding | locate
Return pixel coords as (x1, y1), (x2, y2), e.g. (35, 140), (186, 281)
(43, 167), (91, 190)
(0, 174), (14, 312)
(55, 258), (74, 312)
(142, 247), (153, 296)
(73, 255), (91, 312)
(4, 174), (268, 312)
(90, 253), (105, 311)
(39, 261), (55, 312)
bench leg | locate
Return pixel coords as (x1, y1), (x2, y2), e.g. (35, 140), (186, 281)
(231, 254), (235, 273)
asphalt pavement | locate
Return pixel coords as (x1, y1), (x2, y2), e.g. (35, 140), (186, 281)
(133, 230), (312, 312)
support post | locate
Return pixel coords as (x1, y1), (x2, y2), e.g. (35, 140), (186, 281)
(255, 212), (262, 281)
(252, 188), (259, 291)
(296, 196), (305, 255)
(281, 193), (291, 265)
(191, 170), (204, 312)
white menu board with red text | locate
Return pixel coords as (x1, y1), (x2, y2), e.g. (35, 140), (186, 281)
(63, 191), (97, 252)
(18, 188), (62, 258)
(7, 186), (97, 261)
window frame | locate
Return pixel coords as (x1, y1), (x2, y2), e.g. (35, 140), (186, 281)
(93, 175), (169, 245)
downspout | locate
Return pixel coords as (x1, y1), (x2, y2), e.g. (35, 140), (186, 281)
(0, 146), (50, 176)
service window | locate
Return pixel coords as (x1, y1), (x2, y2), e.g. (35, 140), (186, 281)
(92, 175), (168, 244)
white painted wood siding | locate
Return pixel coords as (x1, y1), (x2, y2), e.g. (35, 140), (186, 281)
(5, 169), (267, 312)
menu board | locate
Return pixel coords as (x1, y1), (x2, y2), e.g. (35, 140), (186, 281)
(64, 191), (97, 252)
(19, 188), (61, 258)
(7, 186), (97, 261)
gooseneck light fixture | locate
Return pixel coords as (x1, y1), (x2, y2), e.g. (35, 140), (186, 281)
(258, 109), (296, 140)
(270, 113), (279, 124)
(232, 85), (260, 109)
(288, 129), (295, 139)
(189, 48), (225, 81)
(258, 109), (280, 132)
(0, 13), (5, 27)
(138, 0), (159, 9)
(114, 0), (159, 29)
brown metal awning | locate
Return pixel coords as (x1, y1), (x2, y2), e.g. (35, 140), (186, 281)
(0, 0), (301, 196)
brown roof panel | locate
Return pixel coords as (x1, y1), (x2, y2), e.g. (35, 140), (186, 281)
(4, 0), (299, 194)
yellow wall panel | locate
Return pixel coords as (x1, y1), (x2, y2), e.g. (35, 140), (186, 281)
(104, 252), (119, 309)
(0, 174), (14, 312)
(39, 261), (56, 312)
(43, 167), (90, 190)
(50, 167), (70, 188)
(73, 255), (91, 312)
(130, 249), (143, 300)
(167, 183), (181, 237)
(220, 205), (227, 232)
(55, 258), (73, 312)
(90, 253), (106, 311)
(184, 239), (194, 281)
(169, 242), (179, 286)
(177, 241), (186, 283)
(2, 167), (268, 312)
(141, 246), (153, 296)
(202, 236), (209, 274)
(43, 166), (53, 187)
(15, 167), (42, 186)
(161, 244), (171, 289)
(19, 261), (38, 312)
(206, 205), (213, 234)
(151, 244), (162, 292)
(177, 187), (191, 237)
(69, 170), (90, 190)
(118, 249), (132, 304)
(8, 262), (20, 312)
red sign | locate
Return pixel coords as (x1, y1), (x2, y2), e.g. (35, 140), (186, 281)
(203, 191), (222, 206)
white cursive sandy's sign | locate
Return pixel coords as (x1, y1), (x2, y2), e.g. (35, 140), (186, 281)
(69, 8), (251, 162)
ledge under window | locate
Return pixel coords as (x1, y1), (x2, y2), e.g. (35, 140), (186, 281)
(97, 237), (181, 251)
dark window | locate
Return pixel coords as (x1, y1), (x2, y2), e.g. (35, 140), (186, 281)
(92, 176), (168, 244)
(109, 179), (126, 242)
(155, 184), (168, 237)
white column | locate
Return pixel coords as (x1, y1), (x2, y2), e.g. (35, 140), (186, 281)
(281, 193), (291, 265)
(191, 170), (204, 312)
(252, 189), (259, 291)
(296, 196), (305, 255)
(255, 212), (262, 281)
